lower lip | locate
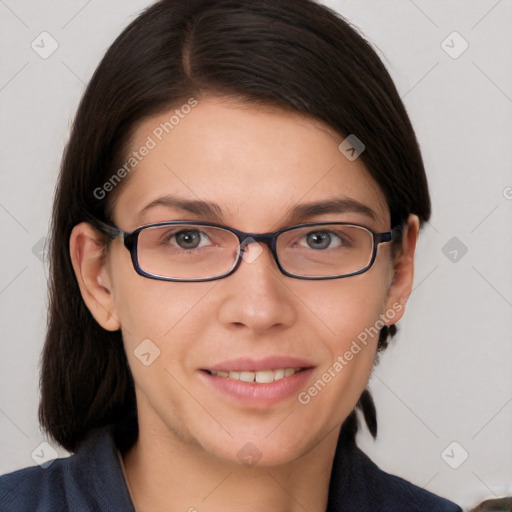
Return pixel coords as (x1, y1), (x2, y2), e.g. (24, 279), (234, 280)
(198, 368), (314, 407)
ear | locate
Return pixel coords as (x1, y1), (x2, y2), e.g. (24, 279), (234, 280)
(383, 214), (420, 323)
(69, 222), (120, 331)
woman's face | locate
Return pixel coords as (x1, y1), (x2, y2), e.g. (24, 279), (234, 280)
(74, 97), (415, 466)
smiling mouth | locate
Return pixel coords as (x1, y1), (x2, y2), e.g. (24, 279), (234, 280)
(203, 367), (306, 383)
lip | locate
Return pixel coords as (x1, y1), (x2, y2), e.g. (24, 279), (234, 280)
(198, 356), (315, 407)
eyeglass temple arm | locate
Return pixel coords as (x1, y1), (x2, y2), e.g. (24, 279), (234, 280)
(391, 223), (404, 240)
(81, 212), (121, 239)
(376, 223), (404, 244)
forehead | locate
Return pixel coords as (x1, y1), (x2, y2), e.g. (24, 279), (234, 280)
(112, 98), (389, 230)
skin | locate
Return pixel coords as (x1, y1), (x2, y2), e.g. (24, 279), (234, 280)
(70, 97), (419, 512)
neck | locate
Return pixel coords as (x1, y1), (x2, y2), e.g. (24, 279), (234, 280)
(121, 417), (339, 512)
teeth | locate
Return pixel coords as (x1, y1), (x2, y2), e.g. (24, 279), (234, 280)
(273, 369), (285, 381)
(210, 368), (302, 383)
(255, 370), (273, 383)
(239, 371), (255, 383)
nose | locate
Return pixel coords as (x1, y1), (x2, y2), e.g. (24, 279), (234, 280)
(217, 242), (297, 334)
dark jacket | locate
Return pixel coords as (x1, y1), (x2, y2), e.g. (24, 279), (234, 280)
(0, 427), (462, 511)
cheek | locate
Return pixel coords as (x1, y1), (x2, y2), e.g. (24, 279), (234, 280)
(111, 278), (220, 415)
(293, 277), (390, 420)
(300, 269), (391, 346)
(110, 262), (218, 360)
(299, 271), (391, 392)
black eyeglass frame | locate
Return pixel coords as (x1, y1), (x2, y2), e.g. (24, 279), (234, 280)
(92, 217), (403, 282)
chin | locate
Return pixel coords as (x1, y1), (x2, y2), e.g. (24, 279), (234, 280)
(197, 432), (312, 469)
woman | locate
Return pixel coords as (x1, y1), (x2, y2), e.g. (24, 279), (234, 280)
(0, 0), (463, 510)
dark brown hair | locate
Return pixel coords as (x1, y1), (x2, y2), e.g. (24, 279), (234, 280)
(39, 0), (430, 452)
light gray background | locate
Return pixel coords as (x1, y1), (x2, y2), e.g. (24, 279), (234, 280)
(0, 1), (511, 509)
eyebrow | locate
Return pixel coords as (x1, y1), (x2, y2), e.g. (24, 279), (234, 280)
(285, 197), (377, 224)
(138, 195), (224, 223)
(137, 194), (378, 225)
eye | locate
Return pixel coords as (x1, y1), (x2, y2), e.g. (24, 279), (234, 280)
(301, 230), (343, 250)
(171, 229), (210, 250)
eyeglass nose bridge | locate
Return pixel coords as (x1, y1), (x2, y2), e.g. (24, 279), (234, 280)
(235, 231), (279, 266)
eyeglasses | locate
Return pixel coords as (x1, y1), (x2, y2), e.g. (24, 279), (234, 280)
(94, 219), (402, 282)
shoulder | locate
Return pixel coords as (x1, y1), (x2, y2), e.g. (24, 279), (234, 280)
(0, 459), (67, 511)
(329, 443), (462, 512)
(0, 428), (134, 512)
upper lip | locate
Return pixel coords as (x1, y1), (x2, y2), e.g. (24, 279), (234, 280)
(203, 356), (315, 372)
